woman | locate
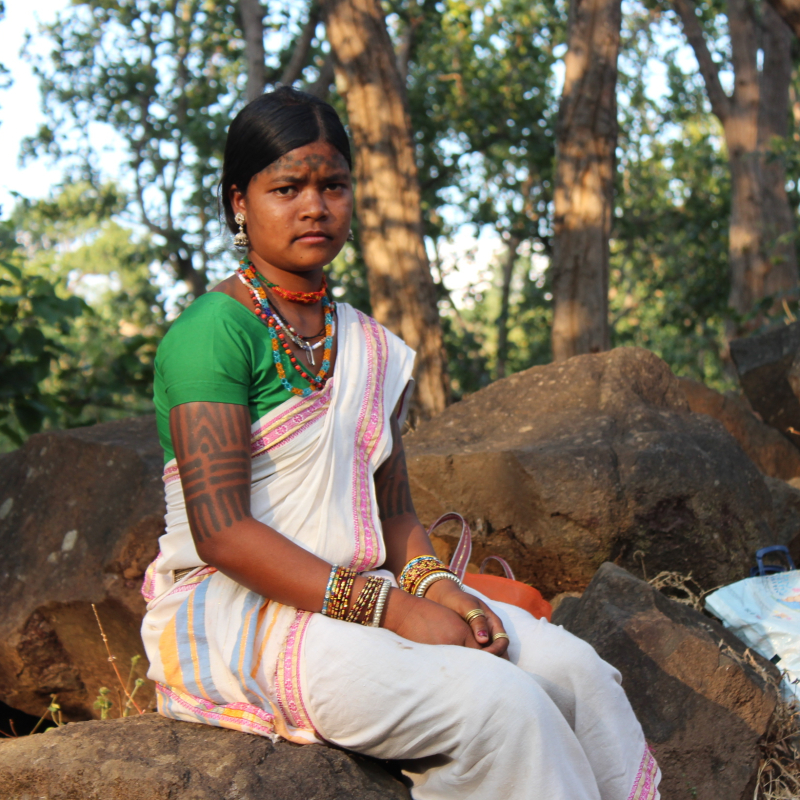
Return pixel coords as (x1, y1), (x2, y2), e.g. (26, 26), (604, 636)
(141, 87), (660, 800)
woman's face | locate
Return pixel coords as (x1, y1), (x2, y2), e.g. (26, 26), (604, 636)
(230, 140), (353, 276)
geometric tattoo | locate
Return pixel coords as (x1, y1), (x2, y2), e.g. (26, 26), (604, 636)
(170, 402), (251, 543)
(375, 413), (415, 521)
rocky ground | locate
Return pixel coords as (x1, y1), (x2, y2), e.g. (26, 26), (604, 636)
(1, 339), (800, 799)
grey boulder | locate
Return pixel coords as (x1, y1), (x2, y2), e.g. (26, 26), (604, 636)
(0, 713), (410, 800)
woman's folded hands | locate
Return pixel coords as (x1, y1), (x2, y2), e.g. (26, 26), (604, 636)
(381, 581), (509, 658)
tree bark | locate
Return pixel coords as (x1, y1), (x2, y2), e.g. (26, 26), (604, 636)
(280, 4), (321, 87)
(757, 2), (796, 299)
(322, 0), (450, 420)
(496, 235), (522, 379)
(238, 0), (266, 103)
(551, 0), (620, 361)
(673, 0), (798, 319)
(767, 0), (800, 38)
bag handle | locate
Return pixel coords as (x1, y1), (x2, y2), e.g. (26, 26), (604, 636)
(426, 513), (518, 583)
(479, 555), (516, 581)
(426, 512), (472, 580)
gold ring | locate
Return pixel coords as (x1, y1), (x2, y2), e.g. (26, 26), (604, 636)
(464, 608), (486, 625)
(492, 632), (510, 642)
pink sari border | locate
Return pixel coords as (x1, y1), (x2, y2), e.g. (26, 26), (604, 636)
(627, 744), (660, 800)
(274, 610), (316, 735)
(348, 312), (388, 572)
(156, 682), (276, 737)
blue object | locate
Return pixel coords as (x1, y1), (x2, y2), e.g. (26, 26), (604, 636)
(750, 545), (796, 577)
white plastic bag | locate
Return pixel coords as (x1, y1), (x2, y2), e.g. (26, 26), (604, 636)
(705, 570), (800, 701)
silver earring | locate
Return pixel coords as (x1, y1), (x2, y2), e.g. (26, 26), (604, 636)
(347, 229), (355, 242)
(234, 212), (249, 250)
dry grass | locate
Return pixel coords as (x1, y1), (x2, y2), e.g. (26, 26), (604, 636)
(753, 686), (800, 800)
(648, 571), (800, 799)
(648, 570), (713, 613)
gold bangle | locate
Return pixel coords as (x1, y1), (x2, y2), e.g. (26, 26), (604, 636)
(464, 608), (485, 626)
(492, 632), (510, 642)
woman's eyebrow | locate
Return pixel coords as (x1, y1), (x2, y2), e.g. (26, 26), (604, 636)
(324, 170), (351, 182)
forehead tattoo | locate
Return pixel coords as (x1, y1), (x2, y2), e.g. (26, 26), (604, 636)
(265, 149), (347, 175)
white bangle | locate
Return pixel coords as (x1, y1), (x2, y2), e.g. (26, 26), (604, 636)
(415, 571), (462, 597)
(371, 579), (392, 627)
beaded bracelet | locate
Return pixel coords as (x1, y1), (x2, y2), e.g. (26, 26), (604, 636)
(371, 579), (392, 627)
(321, 564), (339, 616)
(345, 576), (385, 625)
(322, 566), (357, 621)
(399, 555), (459, 596)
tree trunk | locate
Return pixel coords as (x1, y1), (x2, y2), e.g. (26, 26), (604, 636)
(238, 0), (266, 103)
(767, 0), (800, 39)
(496, 235), (521, 379)
(673, 0), (798, 320)
(280, 4), (321, 87)
(758, 2), (797, 300)
(550, 0), (620, 361)
(322, 0), (450, 420)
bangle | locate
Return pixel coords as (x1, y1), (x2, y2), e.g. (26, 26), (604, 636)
(371, 579), (392, 627)
(399, 555), (456, 595)
(346, 576), (384, 625)
(322, 566), (357, 620)
(321, 564), (338, 616)
(415, 570), (462, 597)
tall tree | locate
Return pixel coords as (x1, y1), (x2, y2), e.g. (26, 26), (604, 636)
(322, 0), (450, 420)
(239, 0), (266, 101)
(398, 0), (562, 384)
(550, 0), (621, 360)
(767, 0), (800, 38)
(27, 0), (250, 298)
(672, 0), (798, 320)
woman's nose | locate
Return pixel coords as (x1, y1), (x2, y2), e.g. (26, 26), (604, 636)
(299, 189), (328, 219)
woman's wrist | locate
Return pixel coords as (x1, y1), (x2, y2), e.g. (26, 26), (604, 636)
(424, 575), (465, 605)
(381, 586), (416, 632)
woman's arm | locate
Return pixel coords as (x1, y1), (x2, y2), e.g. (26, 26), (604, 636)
(375, 406), (509, 657)
(170, 400), (483, 649)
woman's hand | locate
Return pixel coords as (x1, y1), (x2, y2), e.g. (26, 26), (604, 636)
(382, 589), (484, 650)
(424, 579), (510, 658)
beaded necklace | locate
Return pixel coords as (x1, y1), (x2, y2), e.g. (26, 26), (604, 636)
(269, 302), (332, 366)
(243, 256), (329, 305)
(237, 261), (334, 397)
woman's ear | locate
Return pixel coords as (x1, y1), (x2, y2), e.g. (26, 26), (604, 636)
(230, 185), (246, 216)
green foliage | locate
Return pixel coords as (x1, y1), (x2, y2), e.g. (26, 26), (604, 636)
(0, 232), (86, 446)
(8, 0), (799, 434)
(24, 0), (249, 291)
(609, 9), (735, 390)
(0, 181), (166, 450)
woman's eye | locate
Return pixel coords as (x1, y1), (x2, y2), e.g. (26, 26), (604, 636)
(326, 183), (345, 192)
(274, 186), (296, 196)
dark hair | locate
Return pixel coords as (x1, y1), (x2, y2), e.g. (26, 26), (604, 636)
(220, 86), (352, 232)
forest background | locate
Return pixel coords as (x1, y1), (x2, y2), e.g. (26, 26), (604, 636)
(1, 0), (799, 448)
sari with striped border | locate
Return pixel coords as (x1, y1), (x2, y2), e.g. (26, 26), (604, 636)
(140, 303), (415, 744)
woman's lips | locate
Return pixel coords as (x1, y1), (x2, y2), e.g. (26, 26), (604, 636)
(295, 232), (331, 243)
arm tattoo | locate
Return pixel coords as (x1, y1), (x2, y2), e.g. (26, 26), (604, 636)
(375, 415), (415, 521)
(171, 403), (252, 543)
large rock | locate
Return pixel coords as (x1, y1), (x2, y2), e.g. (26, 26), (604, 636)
(0, 417), (164, 720)
(678, 377), (800, 480)
(0, 713), (410, 800)
(553, 563), (779, 800)
(406, 347), (776, 597)
(730, 321), (800, 438)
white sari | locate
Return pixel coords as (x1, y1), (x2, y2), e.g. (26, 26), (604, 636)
(140, 302), (660, 799)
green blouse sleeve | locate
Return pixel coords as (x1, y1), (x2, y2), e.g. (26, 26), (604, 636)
(156, 294), (252, 409)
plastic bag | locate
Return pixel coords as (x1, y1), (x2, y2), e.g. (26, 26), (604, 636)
(705, 570), (800, 700)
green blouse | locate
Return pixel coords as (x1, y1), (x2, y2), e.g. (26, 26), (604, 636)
(153, 292), (311, 464)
